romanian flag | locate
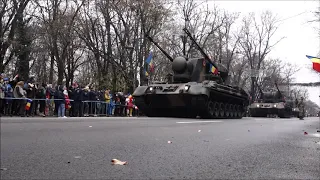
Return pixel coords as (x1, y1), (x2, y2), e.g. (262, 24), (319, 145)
(209, 63), (218, 74)
(145, 51), (153, 76)
(25, 99), (32, 110)
(306, 55), (320, 73)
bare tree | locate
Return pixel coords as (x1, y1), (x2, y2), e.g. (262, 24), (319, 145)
(35, 0), (85, 85)
(0, 0), (30, 73)
(239, 11), (284, 101)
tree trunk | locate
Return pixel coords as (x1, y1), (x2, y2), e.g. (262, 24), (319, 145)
(112, 63), (117, 92)
(16, 11), (30, 81)
(49, 51), (54, 84)
(57, 62), (64, 85)
(251, 76), (256, 103)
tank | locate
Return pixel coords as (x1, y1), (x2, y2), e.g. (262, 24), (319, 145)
(132, 28), (250, 119)
(249, 82), (298, 118)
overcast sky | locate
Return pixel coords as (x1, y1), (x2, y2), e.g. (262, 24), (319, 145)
(204, 0), (320, 106)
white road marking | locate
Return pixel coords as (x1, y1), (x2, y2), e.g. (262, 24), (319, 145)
(176, 120), (222, 124)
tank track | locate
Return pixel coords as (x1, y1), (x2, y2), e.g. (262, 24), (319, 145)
(135, 94), (248, 119)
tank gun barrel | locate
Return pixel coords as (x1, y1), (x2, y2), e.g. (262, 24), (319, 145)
(274, 81), (284, 100)
(182, 28), (219, 70)
(145, 33), (174, 62)
(257, 84), (264, 98)
(275, 82), (281, 95)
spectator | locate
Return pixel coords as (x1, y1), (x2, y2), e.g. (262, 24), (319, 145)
(63, 87), (71, 116)
(24, 76), (37, 117)
(13, 81), (27, 117)
(36, 83), (47, 117)
(126, 95), (133, 117)
(68, 85), (74, 116)
(4, 85), (13, 116)
(105, 89), (111, 116)
(54, 85), (66, 118)
(82, 86), (90, 117)
(73, 83), (83, 117)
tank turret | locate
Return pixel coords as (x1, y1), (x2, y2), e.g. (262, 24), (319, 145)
(145, 31), (229, 84)
(182, 28), (229, 83)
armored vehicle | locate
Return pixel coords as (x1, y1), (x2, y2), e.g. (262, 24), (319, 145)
(132, 28), (250, 119)
(249, 83), (298, 118)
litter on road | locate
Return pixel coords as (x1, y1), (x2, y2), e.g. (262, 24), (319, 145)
(111, 159), (127, 165)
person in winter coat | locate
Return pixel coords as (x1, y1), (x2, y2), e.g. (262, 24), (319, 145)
(72, 83), (83, 117)
(24, 76), (37, 117)
(68, 85), (74, 116)
(37, 83), (47, 117)
(82, 86), (90, 117)
(105, 89), (111, 116)
(88, 87), (98, 116)
(13, 81), (27, 116)
(126, 95), (134, 117)
(5, 85), (13, 116)
(0, 74), (5, 115)
(108, 94), (115, 116)
(63, 87), (71, 116)
(54, 85), (66, 118)
(46, 84), (55, 116)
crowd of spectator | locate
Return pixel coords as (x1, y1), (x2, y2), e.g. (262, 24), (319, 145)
(0, 74), (139, 118)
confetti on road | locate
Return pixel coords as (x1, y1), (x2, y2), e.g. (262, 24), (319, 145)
(111, 159), (127, 165)
(168, 141), (172, 144)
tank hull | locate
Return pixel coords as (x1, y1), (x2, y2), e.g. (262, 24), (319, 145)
(249, 102), (297, 118)
(133, 81), (250, 119)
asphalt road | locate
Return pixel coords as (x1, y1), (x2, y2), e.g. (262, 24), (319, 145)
(1, 116), (320, 179)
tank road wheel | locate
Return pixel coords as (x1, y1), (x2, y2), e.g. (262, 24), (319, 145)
(238, 105), (244, 119)
(233, 105), (238, 118)
(219, 103), (225, 118)
(207, 101), (215, 118)
(236, 105), (241, 118)
(224, 104), (230, 118)
(213, 102), (220, 118)
(229, 104), (235, 118)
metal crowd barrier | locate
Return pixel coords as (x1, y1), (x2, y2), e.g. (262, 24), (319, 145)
(0, 97), (139, 117)
(81, 100), (139, 117)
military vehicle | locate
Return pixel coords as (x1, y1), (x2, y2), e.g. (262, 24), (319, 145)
(249, 82), (298, 118)
(132, 28), (250, 119)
